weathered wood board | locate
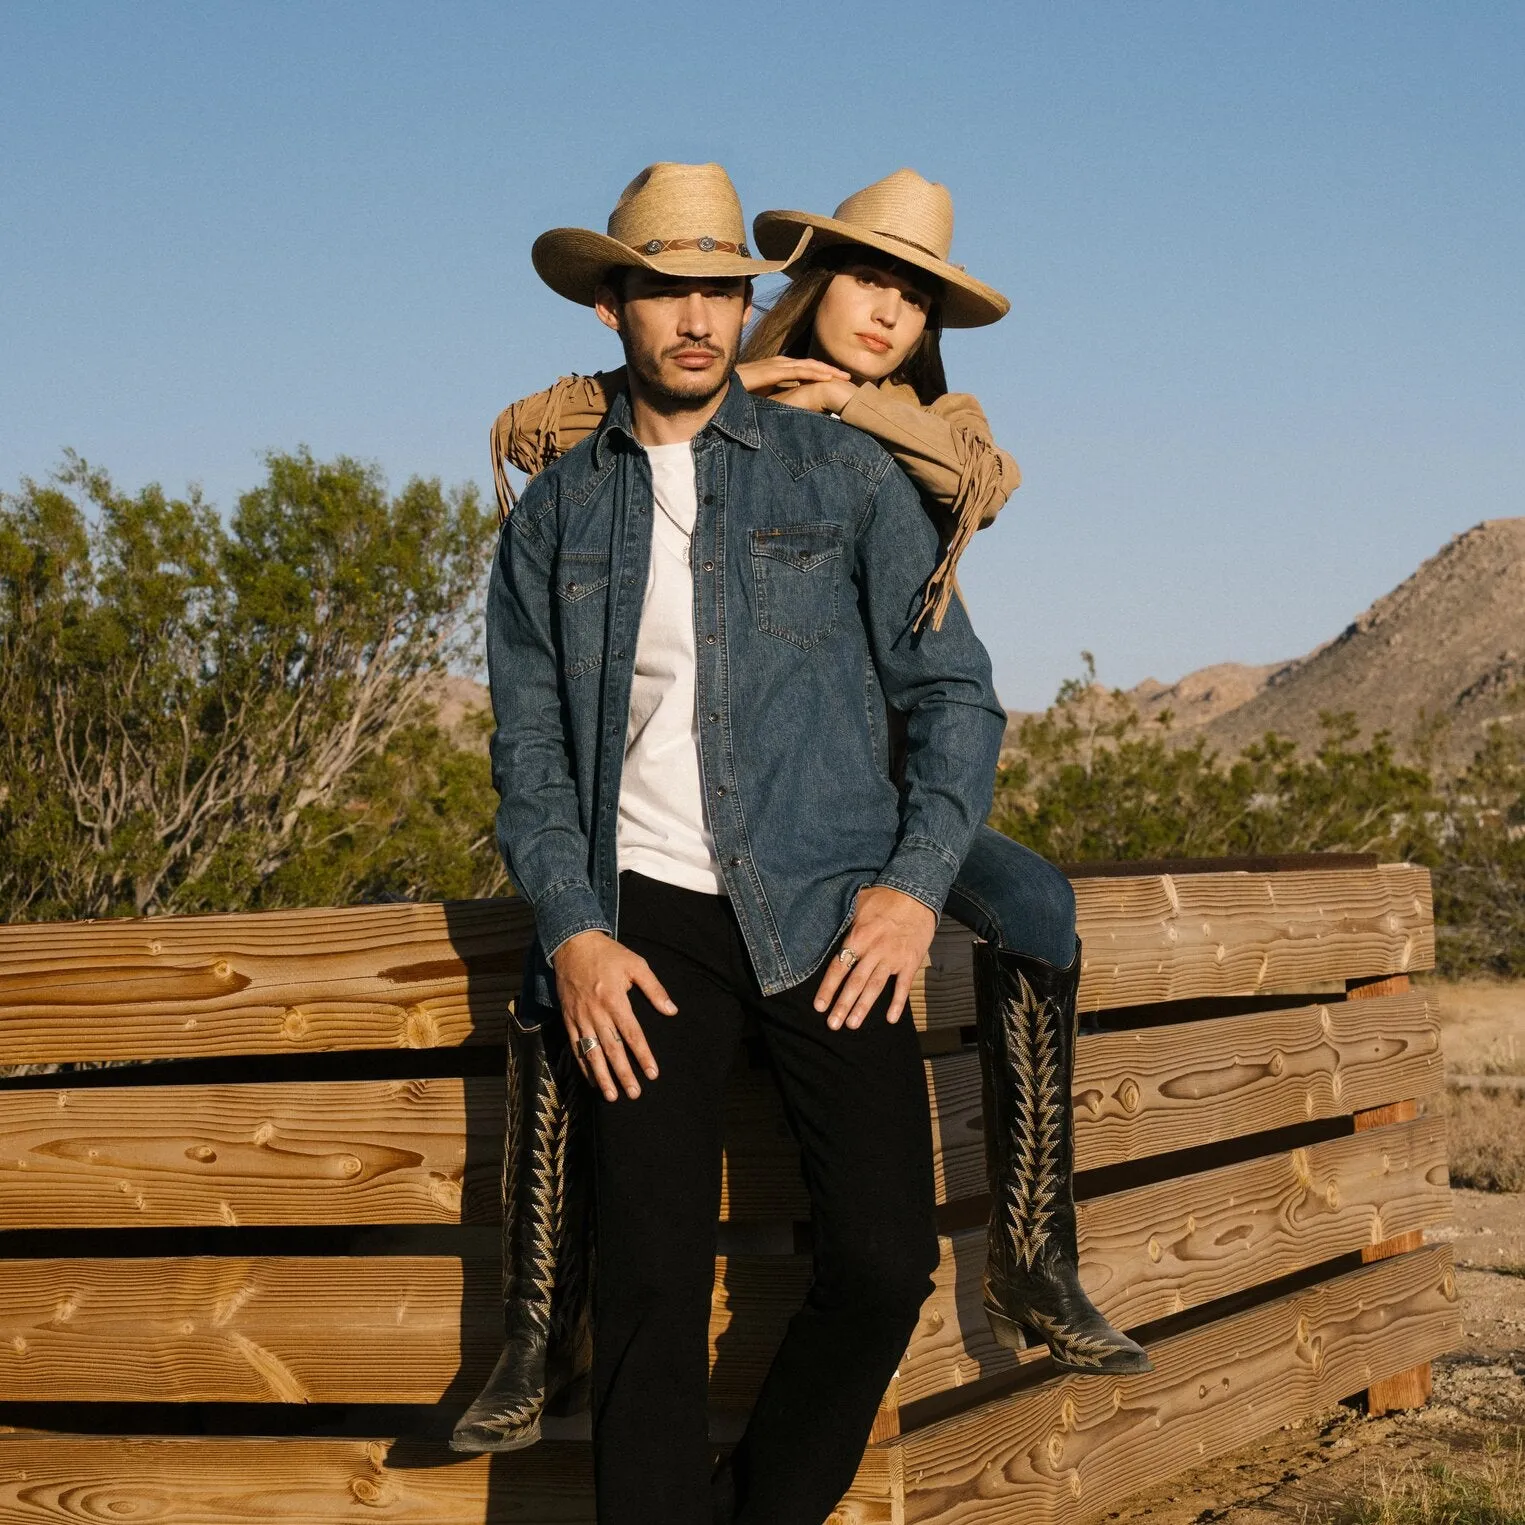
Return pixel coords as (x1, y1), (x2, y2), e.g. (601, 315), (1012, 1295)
(0, 866), (1432, 1063)
(0, 993), (1437, 1228)
(0, 1433), (897, 1525)
(893, 1245), (1458, 1524)
(0, 1248), (1456, 1525)
(0, 1117), (1448, 1413)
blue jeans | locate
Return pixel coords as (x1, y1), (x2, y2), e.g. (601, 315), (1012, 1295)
(944, 827), (1077, 969)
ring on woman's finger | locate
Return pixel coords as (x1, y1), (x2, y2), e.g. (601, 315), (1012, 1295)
(576, 1035), (600, 1058)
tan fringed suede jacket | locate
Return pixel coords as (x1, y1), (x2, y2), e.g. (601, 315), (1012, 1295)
(491, 369), (1020, 630)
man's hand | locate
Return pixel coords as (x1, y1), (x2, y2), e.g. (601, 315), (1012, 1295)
(736, 356), (852, 399)
(813, 885), (937, 1031)
(552, 930), (675, 1102)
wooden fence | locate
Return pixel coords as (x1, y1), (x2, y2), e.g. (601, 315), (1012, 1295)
(0, 856), (1457, 1522)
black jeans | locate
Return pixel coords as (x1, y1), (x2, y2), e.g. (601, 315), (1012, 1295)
(557, 872), (939, 1525)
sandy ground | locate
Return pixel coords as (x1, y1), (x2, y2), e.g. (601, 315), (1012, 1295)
(1421, 976), (1525, 1077)
(1102, 1188), (1525, 1522)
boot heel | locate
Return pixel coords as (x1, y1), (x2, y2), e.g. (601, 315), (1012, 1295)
(984, 1304), (1034, 1353)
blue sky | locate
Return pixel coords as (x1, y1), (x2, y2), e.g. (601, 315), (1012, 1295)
(2, 2), (1520, 709)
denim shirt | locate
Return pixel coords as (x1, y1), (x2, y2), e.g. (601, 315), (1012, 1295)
(486, 375), (1006, 1004)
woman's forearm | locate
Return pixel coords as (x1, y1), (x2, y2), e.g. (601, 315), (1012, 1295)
(837, 383), (1020, 527)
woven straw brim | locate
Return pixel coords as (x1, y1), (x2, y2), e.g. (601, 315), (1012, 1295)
(532, 226), (811, 308)
(753, 210), (1008, 328)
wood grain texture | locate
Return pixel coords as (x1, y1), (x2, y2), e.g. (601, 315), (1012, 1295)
(0, 899), (532, 1065)
(895, 1245), (1459, 1525)
(1072, 863), (1433, 1013)
(0, 866), (1432, 1064)
(1072, 989), (1440, 1171)
(0, 1117), (1446, 1410)
(1348, 973), (1434, 1415)
(0, 1434), (899, 1525)
(0, 1078), (494, 1228)
(720, 991), (1441, 1221)
(0, 1250), (1452, 1524)
(717, 1117), (1452, 1409)
(0, 991), (1439, 1230)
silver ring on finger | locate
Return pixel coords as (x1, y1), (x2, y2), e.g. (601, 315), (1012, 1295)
(576, 1034), (600, 1058)
(838, 945), (858, 968)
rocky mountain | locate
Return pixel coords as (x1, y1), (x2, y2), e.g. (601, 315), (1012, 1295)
(1126, 519), (1525, 769)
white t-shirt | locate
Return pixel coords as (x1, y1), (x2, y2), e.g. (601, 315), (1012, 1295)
(616, 442), (725, 894)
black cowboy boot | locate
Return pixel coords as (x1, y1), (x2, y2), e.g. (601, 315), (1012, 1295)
(974, 940), (1152, 1374)
(450, 1009), (590, 1450)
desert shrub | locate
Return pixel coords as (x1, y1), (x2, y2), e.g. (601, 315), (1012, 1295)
(0, 452), (499, 919)
(1442, 1087), (1525, 1194)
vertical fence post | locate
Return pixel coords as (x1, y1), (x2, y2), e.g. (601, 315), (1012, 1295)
(1346, 971), (1433, 1415)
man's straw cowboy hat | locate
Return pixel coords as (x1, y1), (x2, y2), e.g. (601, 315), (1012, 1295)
(753, 168), (1009, 329)
(533, 162), (811, 308)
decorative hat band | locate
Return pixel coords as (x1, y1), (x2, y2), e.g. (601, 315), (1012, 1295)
(637, 236), (751, 257)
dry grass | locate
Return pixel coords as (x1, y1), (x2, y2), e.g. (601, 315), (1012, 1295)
(1324, 1432), (1525, 1525)
(1420, 978), (1525, 1078)
(1442, 1086), (1525, 1193)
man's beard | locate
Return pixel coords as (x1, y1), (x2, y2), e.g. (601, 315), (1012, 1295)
(623, 336), (738, 415)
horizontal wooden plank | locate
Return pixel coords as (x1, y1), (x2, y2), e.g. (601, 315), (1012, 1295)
(0, 1249), (1455, 1524)
(0, 991), (1435, 1229)
(894, 1115), (1450, 1405)
(0, 866), (1432, 1065)
(0, 899), (530, 1065)
(722, 988), (1440, 1219)
(1072, 987), (1441, 1171)
(0, 1434), (896, 1525)
(894, 1244), (1458, 1525)
(1073, 863), (1433, 1013)
(0, 1078), (491, 1228)
(0, 1116), (1449, 1411)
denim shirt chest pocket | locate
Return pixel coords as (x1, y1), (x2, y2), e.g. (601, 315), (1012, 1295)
(749, 522), (845, 651)
(553, 550), (611, 680)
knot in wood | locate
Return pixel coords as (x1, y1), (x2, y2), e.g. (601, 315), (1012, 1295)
(349, 1475), (393, 1506)
(189, 1145), (217, 1163)
(1147, 1235), (1163, 1263)
(1118, 1078), (1141, 1114)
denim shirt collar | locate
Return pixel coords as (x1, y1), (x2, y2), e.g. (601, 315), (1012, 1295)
(590, 373), (761, 469)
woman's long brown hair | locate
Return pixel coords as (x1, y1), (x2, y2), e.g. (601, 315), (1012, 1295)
(740, 244), (949, 405)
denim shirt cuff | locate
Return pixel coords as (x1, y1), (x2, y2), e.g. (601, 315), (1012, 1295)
(536, 879), (615, 961)
(873, 834), (962, 918)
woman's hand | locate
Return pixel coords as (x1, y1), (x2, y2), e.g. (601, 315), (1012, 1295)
(812, 885), (938, 1031)
(736, 357), (852, 398)
(772, 378), (857, 415)
(551, 929), (674, 1102)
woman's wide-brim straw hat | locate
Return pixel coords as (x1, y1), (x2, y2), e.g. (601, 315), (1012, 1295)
(533, 162), (811, 308)
(753, 168), (1009, 328)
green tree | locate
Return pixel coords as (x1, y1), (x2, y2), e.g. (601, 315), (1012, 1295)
(0, 450), (496, 920)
